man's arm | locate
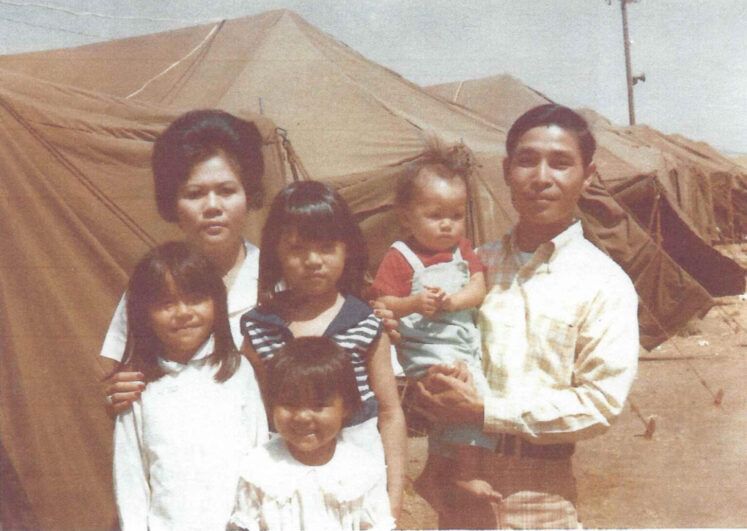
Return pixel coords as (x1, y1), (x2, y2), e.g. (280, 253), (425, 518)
(420, 278), (639, 444)
(483, 280), (639, 444)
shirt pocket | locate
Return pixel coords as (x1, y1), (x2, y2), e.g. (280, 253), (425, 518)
(532, 313), (578, 378)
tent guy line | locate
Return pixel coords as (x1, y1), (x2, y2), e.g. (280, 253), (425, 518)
(0, 0), (207, 24)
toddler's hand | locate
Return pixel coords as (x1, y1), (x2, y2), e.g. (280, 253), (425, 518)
(418, 287), (442, 317)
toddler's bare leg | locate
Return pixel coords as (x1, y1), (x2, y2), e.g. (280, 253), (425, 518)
(453, 445), (501, 501)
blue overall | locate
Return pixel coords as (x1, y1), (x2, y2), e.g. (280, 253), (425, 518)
(391, 241), (496, 451)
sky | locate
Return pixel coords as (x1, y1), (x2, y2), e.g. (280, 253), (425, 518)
(0, 0), (745, 154)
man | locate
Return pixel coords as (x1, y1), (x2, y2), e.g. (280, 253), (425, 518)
(416, 104), (639, 529)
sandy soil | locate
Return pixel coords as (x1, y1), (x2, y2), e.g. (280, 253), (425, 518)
(398, 244), (747, 529)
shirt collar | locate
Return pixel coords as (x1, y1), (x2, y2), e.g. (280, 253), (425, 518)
(227, 239), (259, 315)
(506, 220), (583, 273)
(157, 335), (214, 374)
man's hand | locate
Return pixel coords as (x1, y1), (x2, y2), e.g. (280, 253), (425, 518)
(415, 373), (483, 425)
(104, 370), (145, 415)
(425, 361), (473, 385)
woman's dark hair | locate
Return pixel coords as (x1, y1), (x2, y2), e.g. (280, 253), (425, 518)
(258, 181), (368, 305)
(265, 337), (362, 415)
(152, 109), (265, 222)
(120, 241), (239, 383)
(506, 104), (596, 167)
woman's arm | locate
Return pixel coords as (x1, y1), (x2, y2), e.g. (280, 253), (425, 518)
(365, 333), (407, 521)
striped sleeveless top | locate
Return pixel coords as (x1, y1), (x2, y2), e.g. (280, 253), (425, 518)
(240, 295), (381, 426)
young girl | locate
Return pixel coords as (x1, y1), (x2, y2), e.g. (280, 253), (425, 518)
(229, 337), (395, 531)
(113, 241), (268, 530)
(239, 181), (406, 518)
(371, 146), (498, 500)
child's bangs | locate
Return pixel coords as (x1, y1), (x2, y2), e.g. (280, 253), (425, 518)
(284, 202), (347, 243)
(272, 364), (340, 407)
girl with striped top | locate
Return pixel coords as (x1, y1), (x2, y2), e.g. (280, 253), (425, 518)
(239, 181), (406, 521)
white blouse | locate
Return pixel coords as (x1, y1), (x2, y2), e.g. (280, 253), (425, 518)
(228, 437), (394, 531)
(113, 339), (268, 531)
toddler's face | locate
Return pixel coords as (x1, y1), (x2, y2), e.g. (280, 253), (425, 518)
(149, 279), (215, 363)
(273, 393), (347, 466)
(402, 173), (467, 252)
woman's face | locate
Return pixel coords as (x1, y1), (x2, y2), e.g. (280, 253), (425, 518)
(175, 152), (248, 254)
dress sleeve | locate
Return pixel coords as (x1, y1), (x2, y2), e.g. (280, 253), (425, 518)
(459, 238), (486, 275)
(100, 292), (128, 362)
(360, 472), (396, 530)
(113, 404), (150, 530)
(227, 477), (263, 531)
(370, 248), (413, 298)
(238, 360), (269, 450)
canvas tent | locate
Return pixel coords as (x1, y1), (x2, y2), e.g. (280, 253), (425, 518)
(0, 10), (725, 528)
(427, 75), (745, 297)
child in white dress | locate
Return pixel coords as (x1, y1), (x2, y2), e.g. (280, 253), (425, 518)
(112, 242), (268, 531)
(229, 336), (394, 531)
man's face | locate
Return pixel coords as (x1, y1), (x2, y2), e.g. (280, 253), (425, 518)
(503, 124), (595, 231)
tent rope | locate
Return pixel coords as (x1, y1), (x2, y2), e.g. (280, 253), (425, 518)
(276, 128), (311, 182)
(125, 20), (224, 100)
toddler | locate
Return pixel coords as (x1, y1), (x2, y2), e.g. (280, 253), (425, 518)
(372, 153), (497, 499)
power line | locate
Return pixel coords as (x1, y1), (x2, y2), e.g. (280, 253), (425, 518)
(0, 15), (104, 37)
(0, 0), (211, 24)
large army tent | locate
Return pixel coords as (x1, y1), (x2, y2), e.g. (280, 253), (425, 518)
(428, 75), (745, 296)
(0, 70), (290, 528)
(0, 10), (724, 528)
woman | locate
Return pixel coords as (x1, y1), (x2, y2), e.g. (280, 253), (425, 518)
(102, 109), (265, 410)
(102, 110), (399, 414)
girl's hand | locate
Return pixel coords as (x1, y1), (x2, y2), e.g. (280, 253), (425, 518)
(426, 361), (473, 383)
(104, 370), (145, 416)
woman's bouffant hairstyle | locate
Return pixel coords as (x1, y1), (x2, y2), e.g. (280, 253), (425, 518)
(120, 241), (239, 383)
(394, 136), (475, 208)
(506, 104), (596, 167)
(265, 337), (362, 415)
(152, 109), (265, 222)
(258, 181), (368, 306)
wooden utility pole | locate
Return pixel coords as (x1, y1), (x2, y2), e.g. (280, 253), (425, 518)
(621, 0), (636, 125)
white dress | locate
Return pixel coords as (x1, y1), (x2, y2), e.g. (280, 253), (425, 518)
(228, 437), (394, 531)
(113, 338), (269, 531)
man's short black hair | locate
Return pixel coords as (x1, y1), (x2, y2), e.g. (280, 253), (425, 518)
(506, 104), (596, 166)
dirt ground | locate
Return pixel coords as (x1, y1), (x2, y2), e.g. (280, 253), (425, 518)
(398, 244), (747, 529)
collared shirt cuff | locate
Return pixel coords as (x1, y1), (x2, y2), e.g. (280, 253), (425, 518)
(483, 395), (516, 434)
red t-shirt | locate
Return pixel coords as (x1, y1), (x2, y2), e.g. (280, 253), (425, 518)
(371, 238), (485, 298)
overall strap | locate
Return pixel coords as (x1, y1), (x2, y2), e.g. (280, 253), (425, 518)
(391, 241), (425, 272)
(452, 244), (464, 262)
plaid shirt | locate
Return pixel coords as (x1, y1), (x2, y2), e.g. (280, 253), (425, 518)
(476, 221), (639, 444)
